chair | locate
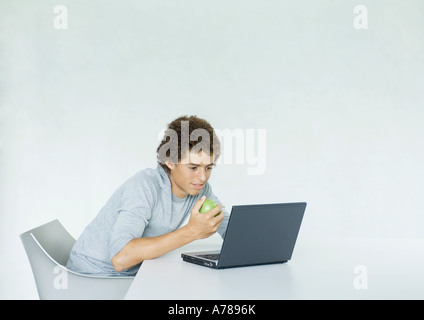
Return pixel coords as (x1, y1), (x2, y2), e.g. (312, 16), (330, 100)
(20, 219), (134, 300)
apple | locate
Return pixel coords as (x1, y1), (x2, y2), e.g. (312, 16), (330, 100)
(199, 198), (222, 217)
(200, 198), (218, 213)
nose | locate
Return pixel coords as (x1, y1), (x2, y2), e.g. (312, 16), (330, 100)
(197, 167), (207, 182)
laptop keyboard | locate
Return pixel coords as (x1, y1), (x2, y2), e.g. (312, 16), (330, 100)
(198, 253), (220, 260)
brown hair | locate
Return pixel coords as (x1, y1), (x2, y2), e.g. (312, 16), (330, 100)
(156, 115), (221, 173)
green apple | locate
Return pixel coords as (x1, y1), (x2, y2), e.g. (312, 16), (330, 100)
(199, 198), (218, 213)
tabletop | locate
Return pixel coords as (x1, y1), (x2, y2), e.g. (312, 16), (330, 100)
(125, 235), (424, 300)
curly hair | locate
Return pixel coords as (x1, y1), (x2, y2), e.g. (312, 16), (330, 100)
(156, 115), (221, 173)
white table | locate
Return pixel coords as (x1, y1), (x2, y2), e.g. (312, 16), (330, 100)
(125, 235), (424, 300)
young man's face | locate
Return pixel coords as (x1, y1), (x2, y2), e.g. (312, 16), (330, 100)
(166, 150), (215, 198)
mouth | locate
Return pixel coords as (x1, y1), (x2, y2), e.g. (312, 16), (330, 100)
(192, 183), (204, 190)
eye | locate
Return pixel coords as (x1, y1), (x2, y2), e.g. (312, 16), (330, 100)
(206, 166), (213, 171)
(189, 166), (197, 170)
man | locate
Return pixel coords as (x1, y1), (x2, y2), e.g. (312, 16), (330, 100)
(66, 115), (229, 276)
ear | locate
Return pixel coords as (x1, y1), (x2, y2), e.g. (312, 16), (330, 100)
(165, 160), (176, 171)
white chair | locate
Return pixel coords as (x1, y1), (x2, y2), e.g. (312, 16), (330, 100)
(20, 219), (134, 300)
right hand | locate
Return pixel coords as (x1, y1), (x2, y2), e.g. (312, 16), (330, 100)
(186, 196), (224, 240)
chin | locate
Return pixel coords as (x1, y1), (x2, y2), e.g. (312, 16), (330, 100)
(187, 189), (202, 196)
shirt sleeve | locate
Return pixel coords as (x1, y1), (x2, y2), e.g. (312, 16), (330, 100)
(108, 179), (156, 260)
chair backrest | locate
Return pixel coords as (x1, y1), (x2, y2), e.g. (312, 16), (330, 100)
(20, 220), (76, 299)
(20, 219), (76, 265)
(20, 219), (134, 300)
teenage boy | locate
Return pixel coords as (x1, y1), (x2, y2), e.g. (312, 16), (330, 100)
(66, 115), (229, 276)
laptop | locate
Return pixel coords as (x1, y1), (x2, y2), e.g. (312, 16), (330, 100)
(181, 202), (306, 269)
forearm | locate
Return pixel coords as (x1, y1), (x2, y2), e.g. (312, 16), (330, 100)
(111, 225), (195, 272)
(112, 196), (224, 273)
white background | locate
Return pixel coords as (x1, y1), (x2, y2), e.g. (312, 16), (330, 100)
(1, 0), (423, 299)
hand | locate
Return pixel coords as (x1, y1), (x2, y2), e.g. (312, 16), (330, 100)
(186, 196), (224, 240)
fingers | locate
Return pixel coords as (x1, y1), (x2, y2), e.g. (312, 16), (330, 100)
(205, 205), (225, 226)
(187, 200), (224, 239)
(192, 195), (207, 213)
(203, 203), (222, 218)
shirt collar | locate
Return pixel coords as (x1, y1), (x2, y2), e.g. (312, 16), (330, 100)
(156, 164), (171, 191)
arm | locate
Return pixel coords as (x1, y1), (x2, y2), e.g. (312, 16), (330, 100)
(111, 196), (224, 272)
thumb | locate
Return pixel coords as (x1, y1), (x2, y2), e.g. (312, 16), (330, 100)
(192, 195), (206, 213)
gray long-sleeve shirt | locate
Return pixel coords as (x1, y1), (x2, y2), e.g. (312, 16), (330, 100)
(66, 165), (229, 276)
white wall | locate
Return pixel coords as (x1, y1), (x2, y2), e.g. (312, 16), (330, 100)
(1, 0), (423, 299)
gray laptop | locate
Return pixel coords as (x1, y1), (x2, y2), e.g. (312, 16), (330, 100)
(181, 202), (306, 269)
